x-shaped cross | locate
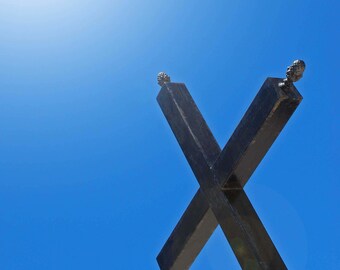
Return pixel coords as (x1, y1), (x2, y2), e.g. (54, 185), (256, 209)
(156, 60), (305, 270)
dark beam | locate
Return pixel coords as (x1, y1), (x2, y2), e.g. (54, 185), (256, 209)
(157, 82), (221, 269)
(157, 189), (217, 270)
(157, 82), (221, 179)
(157, 80), (302, 269)
(223, 189), (286, 269)
(200, 186), (287, 270)
(213, 78), (302, 189)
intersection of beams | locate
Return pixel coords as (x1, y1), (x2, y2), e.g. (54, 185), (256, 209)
(157, 79), (302, 270)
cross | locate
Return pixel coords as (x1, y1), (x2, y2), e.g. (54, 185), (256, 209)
(156, 60), (306, 270)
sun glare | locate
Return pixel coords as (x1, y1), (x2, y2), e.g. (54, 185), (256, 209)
(2, 0), (70, 14)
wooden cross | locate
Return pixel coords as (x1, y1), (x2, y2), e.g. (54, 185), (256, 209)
(156, 60), (306, 270)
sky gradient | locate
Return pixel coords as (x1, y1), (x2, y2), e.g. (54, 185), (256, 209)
(0, 0), (338, 269)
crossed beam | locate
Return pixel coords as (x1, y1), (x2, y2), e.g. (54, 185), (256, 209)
(156, 61), (305, 270)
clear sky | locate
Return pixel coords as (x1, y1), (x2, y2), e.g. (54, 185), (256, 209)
(0, 0), (338, 269)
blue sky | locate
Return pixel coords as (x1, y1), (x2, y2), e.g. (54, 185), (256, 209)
(0, 0), (338, 269)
